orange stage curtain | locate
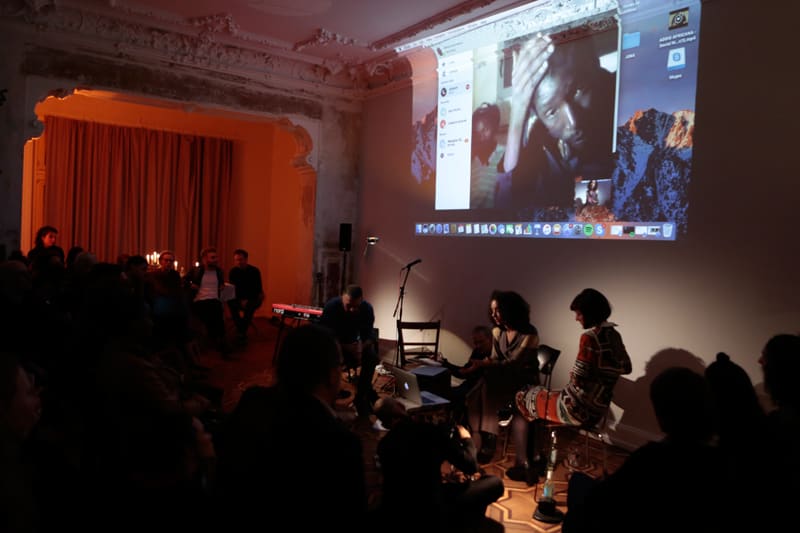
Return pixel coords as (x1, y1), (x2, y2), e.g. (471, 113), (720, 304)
(42, 116), (232, 267)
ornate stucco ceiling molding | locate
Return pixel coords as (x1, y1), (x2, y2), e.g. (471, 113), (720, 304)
(371, 0), (497, 51)
(20, 43), (337, 119)
(2, 0), (413, 100)
(293, 27), (360, 53)
(188, 12), (241, 37)
(362, 55), (413, 91)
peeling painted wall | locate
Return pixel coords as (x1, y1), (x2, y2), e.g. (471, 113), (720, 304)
(0, 34), (27, 257)
(314, 103), (362, 281)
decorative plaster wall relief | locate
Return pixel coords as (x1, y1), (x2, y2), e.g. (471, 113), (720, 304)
(2, 1), (412, 98)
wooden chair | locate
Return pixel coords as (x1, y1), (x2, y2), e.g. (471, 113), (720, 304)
(395, 320), (441, 367)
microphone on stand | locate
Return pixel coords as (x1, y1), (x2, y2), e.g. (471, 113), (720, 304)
(403, 258), (422, 269)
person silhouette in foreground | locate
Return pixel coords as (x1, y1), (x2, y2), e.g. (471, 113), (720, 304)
(704, 351), (770, 533)
(561, 366), (728, 533)
(757, 333), (800, 531)
(0, 352), (43, 533)
(371, 396), (504, 533)
(705, 352), (768, 479)
(214, 323), (367, 530)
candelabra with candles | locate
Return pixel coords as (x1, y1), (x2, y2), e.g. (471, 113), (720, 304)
(145, 250), (159, 267)
(145, 250), (160, 271)
(144, 250), (181, 274)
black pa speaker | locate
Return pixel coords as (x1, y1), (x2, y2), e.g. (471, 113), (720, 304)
(338, 223), (352, 252)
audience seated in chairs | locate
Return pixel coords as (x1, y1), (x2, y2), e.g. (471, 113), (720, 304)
(371, 396), (504, 533)
(214, 323), (368, 531)
(4, 240), (796, 533)
(77, 265), (220, 532)
(91, 269), (220, 423)
(92, 411), (217, 533)
(226, 248), (264, 343)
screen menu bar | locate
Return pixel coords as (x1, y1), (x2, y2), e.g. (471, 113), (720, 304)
(414, 221), (676, 240)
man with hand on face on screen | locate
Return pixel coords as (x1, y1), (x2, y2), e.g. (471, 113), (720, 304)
(499, 31), (616, 220)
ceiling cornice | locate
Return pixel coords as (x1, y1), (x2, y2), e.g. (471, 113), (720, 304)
(3, 0), (620, 107)
(370, 0), (498, 50)
(1, 0), (414, 102)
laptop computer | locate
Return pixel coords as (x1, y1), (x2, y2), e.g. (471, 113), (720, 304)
(391, 366), (450, 412)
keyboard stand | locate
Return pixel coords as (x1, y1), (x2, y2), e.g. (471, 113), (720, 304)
(272, 315), (300, 365)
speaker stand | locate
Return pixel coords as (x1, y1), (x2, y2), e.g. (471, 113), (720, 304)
(340, 250), (348, 294)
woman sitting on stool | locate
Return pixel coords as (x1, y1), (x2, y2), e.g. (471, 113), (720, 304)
(515, 288), (631, 428)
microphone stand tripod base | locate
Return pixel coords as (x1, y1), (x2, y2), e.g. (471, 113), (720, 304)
(533, 499), (564, 524)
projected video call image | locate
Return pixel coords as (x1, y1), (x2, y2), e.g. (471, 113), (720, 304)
(412, 0), (701, 241)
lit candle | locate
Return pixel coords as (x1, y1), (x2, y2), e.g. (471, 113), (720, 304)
(174, 260), (178, 270)
(195, 261), (199, 268)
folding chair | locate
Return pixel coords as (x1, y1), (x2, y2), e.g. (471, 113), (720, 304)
(395, 320), (441, 367)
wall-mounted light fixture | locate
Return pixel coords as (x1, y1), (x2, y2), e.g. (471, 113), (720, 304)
(364, 236), (380, 256)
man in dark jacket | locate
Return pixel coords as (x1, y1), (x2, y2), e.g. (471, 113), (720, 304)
(227, 248), (264, 342)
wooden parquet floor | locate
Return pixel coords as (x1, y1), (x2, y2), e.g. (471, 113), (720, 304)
(199, 317), (631, 532)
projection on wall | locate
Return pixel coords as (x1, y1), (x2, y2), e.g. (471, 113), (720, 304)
(404, 0), (700, 241)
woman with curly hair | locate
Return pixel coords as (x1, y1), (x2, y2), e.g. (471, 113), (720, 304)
(469, 290), (540, 483)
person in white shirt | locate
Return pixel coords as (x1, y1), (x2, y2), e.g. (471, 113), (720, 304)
(185, 247), (230, 357)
